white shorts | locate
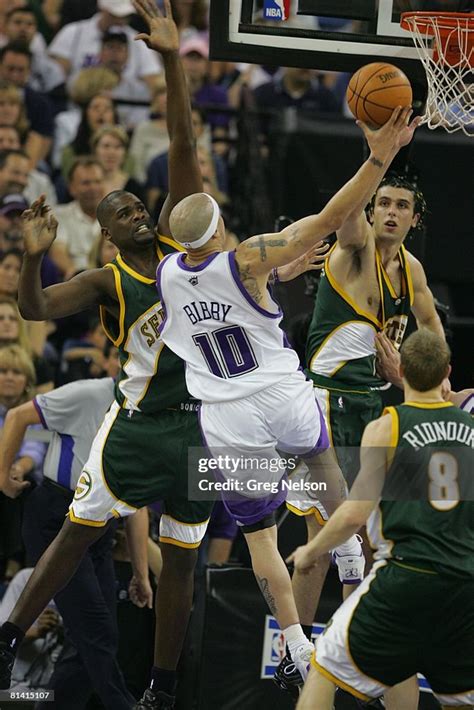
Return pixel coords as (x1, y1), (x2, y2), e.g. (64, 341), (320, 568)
(69, 403), (138, 527)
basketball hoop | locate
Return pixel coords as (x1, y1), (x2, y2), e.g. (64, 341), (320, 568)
(400, 12), (474, 135)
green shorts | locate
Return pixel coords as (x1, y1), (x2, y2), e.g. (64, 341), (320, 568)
(314, 561), (474, 702)
(314, 386), (383, 483)
(70, 402), (213, 548)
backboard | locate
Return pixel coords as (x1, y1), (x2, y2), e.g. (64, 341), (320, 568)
(209, 0), (472, 82)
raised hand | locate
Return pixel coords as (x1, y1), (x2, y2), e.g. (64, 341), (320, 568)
(277, 240), (330, 283)
(357, 106), (421, 156)
(22, 194), (58, 256)
(133, 0), (179, 55)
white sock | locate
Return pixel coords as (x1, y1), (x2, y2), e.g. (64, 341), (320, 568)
(284, 623), (310, 659)
(334, 534), (362, 557)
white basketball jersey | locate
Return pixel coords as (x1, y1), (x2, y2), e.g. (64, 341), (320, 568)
(157, 251), (300, 403)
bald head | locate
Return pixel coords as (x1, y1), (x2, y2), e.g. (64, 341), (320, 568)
(169, 193), (219, 248)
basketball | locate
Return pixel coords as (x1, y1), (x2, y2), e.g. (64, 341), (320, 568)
(346, 62), (413, 127)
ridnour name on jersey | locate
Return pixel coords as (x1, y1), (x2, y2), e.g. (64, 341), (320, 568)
(402, 421), (474, 450)
(183, 301), (232, 325)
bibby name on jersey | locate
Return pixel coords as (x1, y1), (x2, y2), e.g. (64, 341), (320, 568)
(183, 301), (232, 325)
(403, 420), (474, 450)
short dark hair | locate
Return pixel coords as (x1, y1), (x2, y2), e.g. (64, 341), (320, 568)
(0, 148), (28, 169)
(5, 6), (37, 22)
(67, 155), (104, 183)
(368, 173), (427, 231)
(400, 330), (450, 392)
(97, 190), (129, 228)
(0, 42), (32, 64)
(0, 247), (23, 264)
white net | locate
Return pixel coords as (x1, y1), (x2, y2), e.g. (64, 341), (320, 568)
(402, 14), (474, 136)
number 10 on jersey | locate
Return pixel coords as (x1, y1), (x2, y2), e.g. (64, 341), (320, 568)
(193, 325), (258, 378)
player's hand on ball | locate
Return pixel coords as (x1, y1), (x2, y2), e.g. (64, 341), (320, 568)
(286, 545), (317, 573)
(129, 574), (153, 609)
(357, 106), (421, 157)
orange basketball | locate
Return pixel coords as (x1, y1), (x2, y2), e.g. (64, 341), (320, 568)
(346, 62), (413, 127)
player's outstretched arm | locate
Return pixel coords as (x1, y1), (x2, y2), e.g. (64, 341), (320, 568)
(237, 107), (419, 278)
(0, 402), (39, 498)
(18, 197), (115, 320)
(133, 0), (203, 236)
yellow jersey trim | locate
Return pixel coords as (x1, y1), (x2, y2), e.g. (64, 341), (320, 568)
(311, 656), (371, 702)
(116, 253), (155, 284)
(403, 401), (453, 410)
(158, 234), (186, 252)
(102, 263), (126, 347)
(383, 406), (400, 448)
(68, 510), (107, 527)
(159, 536), (202, 549)
(325, 254), (382, 329)
(286, 502), (326, 526)
(309, 319), (377, 375)
(401, 245), (414, 306)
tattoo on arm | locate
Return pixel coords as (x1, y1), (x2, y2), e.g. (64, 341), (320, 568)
(369, 156), (384, 168)
(236, 259), (263, 304)
(248, 236), (288, 262)
(256, 575), (278, 617)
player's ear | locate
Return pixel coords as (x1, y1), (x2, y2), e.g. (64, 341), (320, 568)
(102, 227), (111, 240)
(411, 212), (420, 229)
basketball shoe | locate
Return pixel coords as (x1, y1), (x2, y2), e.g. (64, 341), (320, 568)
(331, 535), (365, 584)
(0, 641), (15, 689)
(134, 689), (175, 709)
(273, 653), (302, 699)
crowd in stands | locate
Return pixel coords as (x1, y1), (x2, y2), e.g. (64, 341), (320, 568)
(0, 0), (357, 699)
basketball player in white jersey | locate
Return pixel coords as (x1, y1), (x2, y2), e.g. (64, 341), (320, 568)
(155, 106), (419, 677)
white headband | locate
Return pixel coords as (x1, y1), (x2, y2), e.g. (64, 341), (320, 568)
(182, 194), (220, 250)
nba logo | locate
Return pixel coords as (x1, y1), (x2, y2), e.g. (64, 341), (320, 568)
(270, 631), (286, 662)
(263, 0), (290, 22)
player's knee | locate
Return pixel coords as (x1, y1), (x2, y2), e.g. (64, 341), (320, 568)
(160, 542), (198, 576)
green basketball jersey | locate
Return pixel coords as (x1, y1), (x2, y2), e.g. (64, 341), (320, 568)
(368, 402), (474, 578)
(100, 236), (190, 414)
(306, 244), (414, 392)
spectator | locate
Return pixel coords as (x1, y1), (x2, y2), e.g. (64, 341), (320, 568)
(171, 0), (209, 43)
(59, 93), (118, 178)
(129, 74), (169, 184)
(0, 344), (46, 584)
(0, 569), (62, 691)
(0, 193), (28, 253)
(179, 36), (230, 138)
(0, 149), (29, 198)
(99, 27), (151, 128)
(2, 6), (65, 93)
(145, 106), (224, 214)
(0, 297), (54, 393)
(0, 0), (25, 41)
(253, 66), (341, 115)
(0, 248), (21, 298)
(88, 229), (118, 269)
(50, 157), (105, 277)
(0, 43), (55, 166)
(52, 67), (119, 170)
(0, 81), (29, 147)
(91, 124), (143, 198)
(48, 0), (161, 93)
(0, 125), (57, 205)
(0, 193), (60, 289)
(58, 315), (107, 385)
